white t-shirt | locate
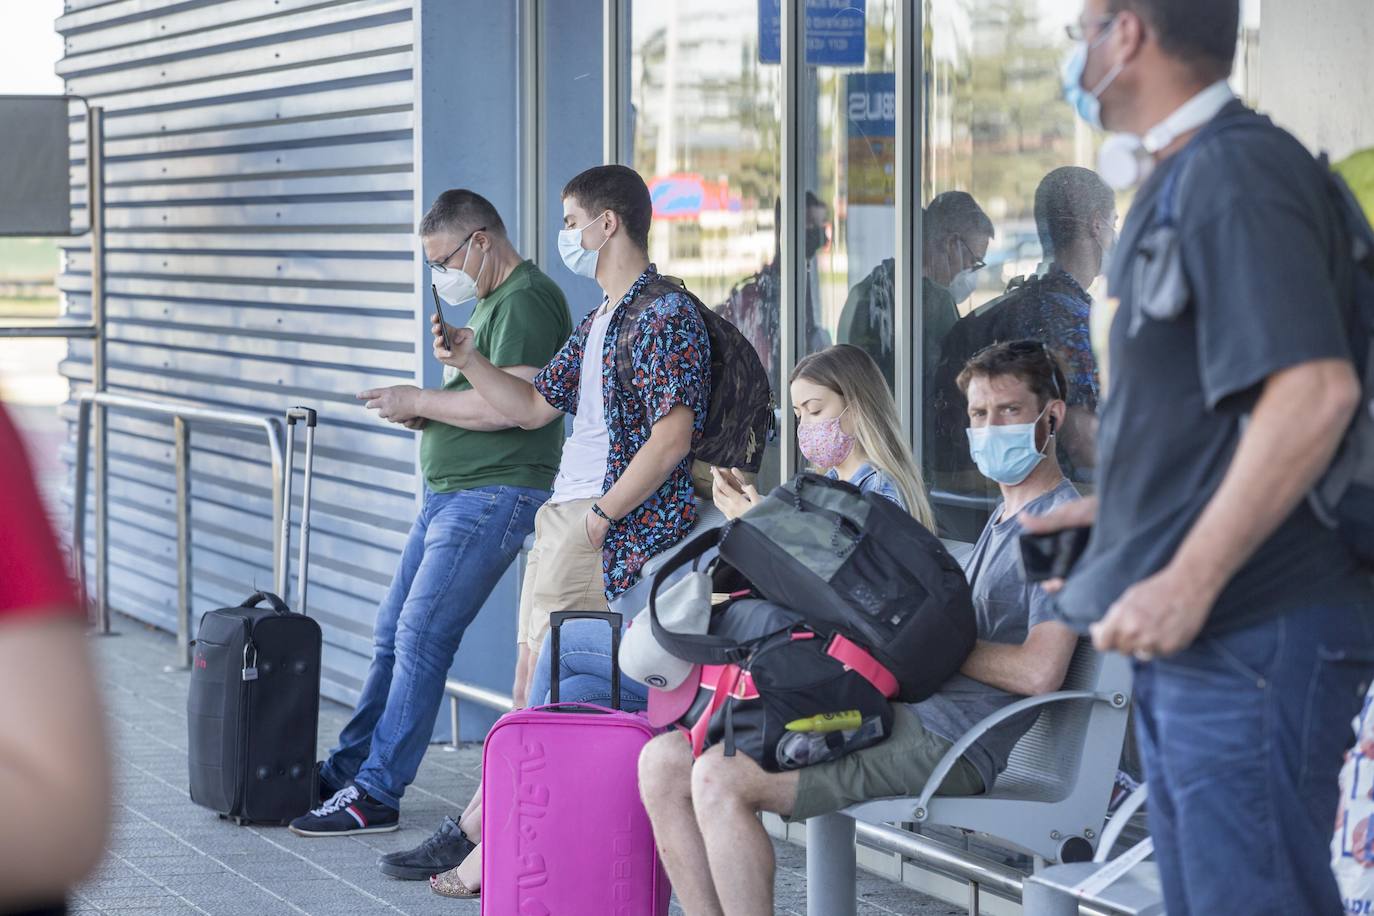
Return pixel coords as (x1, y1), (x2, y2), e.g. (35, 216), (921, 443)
(550, 303), (615, 503)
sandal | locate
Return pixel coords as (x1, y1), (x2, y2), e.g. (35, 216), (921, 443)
(430, 865), (480, 899)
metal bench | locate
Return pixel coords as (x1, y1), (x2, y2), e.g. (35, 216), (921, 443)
(805, 640), (1133, 914)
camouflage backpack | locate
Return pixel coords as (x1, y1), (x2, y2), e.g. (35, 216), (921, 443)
(616, 274), (775, 494)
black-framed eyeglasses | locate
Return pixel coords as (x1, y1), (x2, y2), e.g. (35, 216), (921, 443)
(1065, 15), (1116, 42)
(426, 226), (486, 272)
(957, 235), (987, 272)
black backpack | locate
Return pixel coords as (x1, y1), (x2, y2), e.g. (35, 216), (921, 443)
(615, 274), (775, 481)
(1309, 165), (1374, 563)
(671, 599), (897, 773)
(647, 472), (977, 703)
(1152, 114), (1374, 565)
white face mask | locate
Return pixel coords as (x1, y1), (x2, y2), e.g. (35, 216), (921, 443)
(431, 237), (486, 306)
(1095, 80), (1235, 190)
(558, 211), (611, 280)
(947, 268), (978, 305)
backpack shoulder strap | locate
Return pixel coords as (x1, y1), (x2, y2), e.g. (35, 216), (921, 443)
(1155, 112), (1266, 229)
(647, 526), (756, 666)
(656, 274), (708, 310)
(613, 274), (706, 395)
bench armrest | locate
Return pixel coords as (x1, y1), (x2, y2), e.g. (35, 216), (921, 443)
(908, 687), (1123, 820)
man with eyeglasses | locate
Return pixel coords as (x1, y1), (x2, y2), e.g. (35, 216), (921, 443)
(839, 190), (995, 391)
(1029, 1), (1374, 912)
(288, 189), (571, 840)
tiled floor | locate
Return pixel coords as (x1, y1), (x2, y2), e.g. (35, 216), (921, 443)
(76, 618), (961, 916)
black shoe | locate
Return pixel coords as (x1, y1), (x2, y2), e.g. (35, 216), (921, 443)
(314, 761), (342, 805)
(379, 816), (475, 880)
(289, 785), (399, 837)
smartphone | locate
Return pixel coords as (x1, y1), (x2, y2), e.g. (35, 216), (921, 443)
(711, 466), (747, 494)
(1018, 526), (1092, 583)
(430, 283), (451, 350)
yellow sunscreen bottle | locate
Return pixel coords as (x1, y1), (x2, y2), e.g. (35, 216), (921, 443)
(784, 710), (863, 733)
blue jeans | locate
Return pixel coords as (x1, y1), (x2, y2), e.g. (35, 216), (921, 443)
(322, 485), (546, 809)
(1134, 601), (1374, 915)
(528, 618), (649, 711)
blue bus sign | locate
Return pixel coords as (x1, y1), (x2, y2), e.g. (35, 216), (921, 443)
(758, 0), (866, 67)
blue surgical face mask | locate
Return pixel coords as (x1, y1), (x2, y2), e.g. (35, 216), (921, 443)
(558, 211), (611, 280)
(967, 406), (1052, 486)
(1061, 19), (1123, 131)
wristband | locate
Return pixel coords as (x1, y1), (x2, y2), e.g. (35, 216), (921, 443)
(590, 502), (615, 524)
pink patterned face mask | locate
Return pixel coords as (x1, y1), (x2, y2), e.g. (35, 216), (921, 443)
(797, 407), (855, 469)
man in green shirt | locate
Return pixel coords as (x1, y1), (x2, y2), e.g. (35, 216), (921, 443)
(289, 190), (571, 842)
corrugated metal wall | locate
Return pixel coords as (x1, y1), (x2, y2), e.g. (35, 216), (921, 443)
(56, 0), (419, 705)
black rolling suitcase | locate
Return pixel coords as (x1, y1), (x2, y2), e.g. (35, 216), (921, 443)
(187, 407), (322, 825)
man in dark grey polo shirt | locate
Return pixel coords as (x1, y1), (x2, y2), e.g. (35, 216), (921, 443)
(1037, 1), (1374, 912)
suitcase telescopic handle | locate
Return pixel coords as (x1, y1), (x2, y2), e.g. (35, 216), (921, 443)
(286, 407), (317, 427)
(547, 611), (623, 708)
(277, 406), (317, 616)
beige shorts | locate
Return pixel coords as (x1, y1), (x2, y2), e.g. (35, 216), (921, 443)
(516, 497), (607, 649)
(788, 704), (985, 822)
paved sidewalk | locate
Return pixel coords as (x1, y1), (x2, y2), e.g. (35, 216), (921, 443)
(76, 618), (960, 916)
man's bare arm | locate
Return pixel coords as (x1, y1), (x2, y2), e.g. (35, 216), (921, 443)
(596, 405), (695, 522)
(1094, 358), (1360, 655)
(434, 320), (562, 430)
(417, 367), (542, 431)
(959, 619), (1080, 696)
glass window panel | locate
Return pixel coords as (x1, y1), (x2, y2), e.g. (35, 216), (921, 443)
(629, 0), (783, 488)
(805, 1), (899, 387)
(922, 0), (1104, 540)
(919, 0), (1263, 541)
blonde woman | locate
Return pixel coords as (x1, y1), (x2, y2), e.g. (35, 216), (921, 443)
(712, 343), (936, 529)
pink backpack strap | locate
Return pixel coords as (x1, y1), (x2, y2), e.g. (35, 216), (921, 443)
(689, 665), (741, 758)
(826, 634), (899, 698)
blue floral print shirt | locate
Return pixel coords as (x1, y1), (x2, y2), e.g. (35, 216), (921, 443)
(533, 265), (711, 597)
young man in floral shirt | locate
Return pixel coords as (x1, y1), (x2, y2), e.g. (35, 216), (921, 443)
(437, 163), (711, 706)
(390, 166), (710, 895)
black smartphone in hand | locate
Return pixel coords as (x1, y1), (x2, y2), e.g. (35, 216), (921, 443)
(1018, 526), (1092, 583)
(430, 283), (451, 350)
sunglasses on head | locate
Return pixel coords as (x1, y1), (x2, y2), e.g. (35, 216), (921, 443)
(971, 339), (1065, 401)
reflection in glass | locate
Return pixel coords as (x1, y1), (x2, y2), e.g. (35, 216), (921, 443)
(919, 0), (1259, 540)
(799, 0), (899, 384)
(718, 193), (832, 398)
(623, 0), (1261, 537)
(923, 0), (1100, 539)
(629, 0), (782, 485)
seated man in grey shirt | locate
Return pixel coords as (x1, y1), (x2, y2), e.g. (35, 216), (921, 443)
(636, 339), (1082, 916)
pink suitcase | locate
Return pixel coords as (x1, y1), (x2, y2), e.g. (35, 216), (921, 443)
(481, 611), (671, 915)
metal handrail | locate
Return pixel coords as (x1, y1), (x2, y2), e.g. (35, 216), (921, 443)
(444, 679), (514, 748)
(0, 323), (99, 338)
(71, 391), (293, 667)
(849, 822), (1120, 916)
